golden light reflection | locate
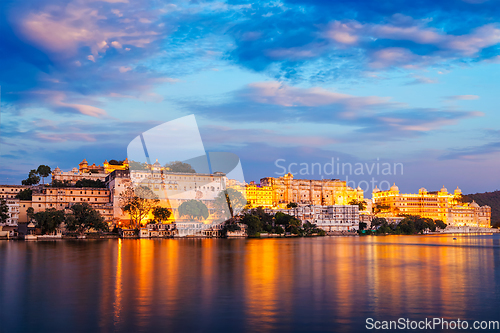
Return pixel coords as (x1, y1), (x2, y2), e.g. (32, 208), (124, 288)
(244, 239), (279, 331)
(113, 238), (123, 326)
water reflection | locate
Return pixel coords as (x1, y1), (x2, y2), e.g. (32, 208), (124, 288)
(1, 234), (500, 332)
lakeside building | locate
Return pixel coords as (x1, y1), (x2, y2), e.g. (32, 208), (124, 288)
(245, 182), (274, 208)
(256, 173), (364, 208)
(0, 185), (28, 199)
(372, 184), (491, 227)
(265, 204), (360, 232)
(52, 159), (129, 185)
(17, 187), (113, 223)
(0, 198), (20, 226)
(105, 170), (132, 223)
(106, 165), (234, 226)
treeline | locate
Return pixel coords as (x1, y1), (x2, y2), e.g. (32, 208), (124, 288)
(231, 207), (326, 237)
(52, 178), (106, 188)
(362, 216), (447, 235)
(462, 191), (500, 227)
(26, 203), (108, 235)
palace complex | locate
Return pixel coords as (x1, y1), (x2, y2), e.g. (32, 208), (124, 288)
(246, 173), (364, 208)
(372, 183), (491, 227)
(1, 160), (493, 233)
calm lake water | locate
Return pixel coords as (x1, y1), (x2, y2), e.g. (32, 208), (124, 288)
(2, 234), (500, 332)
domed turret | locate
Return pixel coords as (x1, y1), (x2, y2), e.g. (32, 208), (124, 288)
(440, 185), (448, 193)
(419, 187), (427, 194)
(390, 183), (399, 192)
(372, 185), (380, 193)
(454, 186), (462, 195)
(471, 201), (479, 208)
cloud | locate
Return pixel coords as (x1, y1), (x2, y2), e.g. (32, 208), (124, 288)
(405, 75), (439, 85)
(447, 95), (480, 100)
(224, 4), (500, 81)
(186, 81), (482, 138)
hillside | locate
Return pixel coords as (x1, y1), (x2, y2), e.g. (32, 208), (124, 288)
(463, 191), (500, 227)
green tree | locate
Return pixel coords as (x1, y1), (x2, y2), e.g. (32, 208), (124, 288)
(22, 169), (40, 186)
(371, 217), (387, 229)
(0, 199), (9, 224)
(242, 214), (262, 236)
(152, 206), (172, 223)
(15, 189), (33, 201)
(128, 160), (148, 170)
(66, 203), (108, 234)
(274, 225), (285, 234)
(52, 179), (72, 187)
(37, 165), (52, 186)
(33, 208), (65, 234)
(286, 202), (298, 208)
(178, 200), (209, 220)
(435, 220), (447, 229)
(349, 199), (366, 211)
(213, 188), (247, 219)
(119, 185), (160, 228)
(359, 221), (367, 231)
(75, 179), (105, 188)
(164, 161), (196, 173)
(27, 207), (35, 222)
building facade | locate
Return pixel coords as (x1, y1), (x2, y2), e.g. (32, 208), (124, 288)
(266, 204), (360, 231)
(1, 198), (20, 226)
(30, 187), (113, 221)
(372, 184), (491, 227)
(256, 173), (364, 208)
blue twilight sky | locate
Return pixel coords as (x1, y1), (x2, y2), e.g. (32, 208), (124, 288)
(0, 0), (499, 195)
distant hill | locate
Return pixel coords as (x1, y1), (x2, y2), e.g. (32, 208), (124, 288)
(462, 191), (500, 227)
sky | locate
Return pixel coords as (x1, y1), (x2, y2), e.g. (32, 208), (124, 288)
(0, 0), (499, 196)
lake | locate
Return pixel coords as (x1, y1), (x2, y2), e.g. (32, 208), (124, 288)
(2, 234), (500, 332)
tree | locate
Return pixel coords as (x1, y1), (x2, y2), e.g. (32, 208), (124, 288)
(242, 214), (262, 236)
(33, 208), (65, 234)
(66, 203), (108, 234)
(435, 220), (447, 229)
(52, 179), (72, 187)
(371, 217), (387, 229)
(22, 169), (40, 186)
(178, 200), (209, 220)
(164, 161), (196, 173)
(349, 199), (366, 211)
(27, 207), (35, 222)
(213, 188), (247, 219)
(0, 199), (9, 224)
(286, 202), (298, 208)
(15, 189), (33, 201)
(274, 225), (285, 234)
(108, 159), (123, 165)
(37, 165), (52, 186)
(128, 160), (148, 170)
(75, 179), (106, 188)
(359, 222), (367, 231)
(152, 206), (172, 223)
(119, 185), (160, 228)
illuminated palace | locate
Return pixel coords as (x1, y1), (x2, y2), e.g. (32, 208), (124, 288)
(372, 183), (491, 227)
(245, 173), (364, 209)
(52, 159), (130, 185)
